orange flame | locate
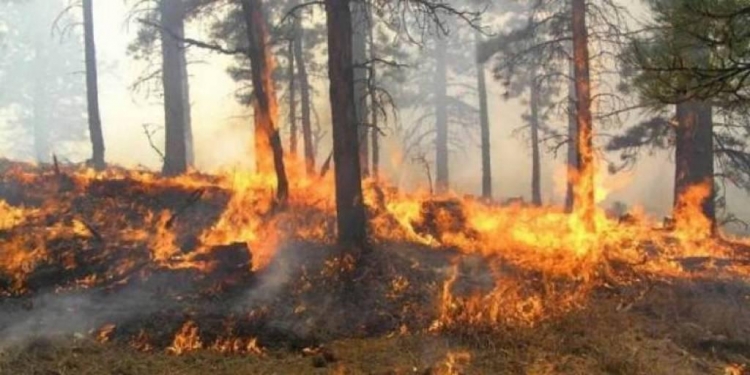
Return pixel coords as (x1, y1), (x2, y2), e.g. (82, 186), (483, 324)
(166, 320), (203, 355)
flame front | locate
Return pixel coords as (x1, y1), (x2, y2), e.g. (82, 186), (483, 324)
(0, 160), (747, 341)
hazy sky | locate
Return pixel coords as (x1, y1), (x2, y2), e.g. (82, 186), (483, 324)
(92, 1), (252, 170)
(1, 0), (747, 224)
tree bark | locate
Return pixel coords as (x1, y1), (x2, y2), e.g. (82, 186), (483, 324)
(293, 17), (315, 176)
(476, 32), (492, 200)
(240, 0), (289, 203)
(180, 38), (194, 168)
(530, 70), (542, 206)
(83, 0), (105, 170)
(371, 112), (379, 178)
(159, 0), (188, 176)
(324, 0), (368, 248)
(288, 39), (298, 157)
(565, 56), (577, 212)
(369, 15), (379, 179)
(352, 0), (369, 177)
(571, 0), (595, 228)
(674, 101), (715, 231)
(435, 38), (449, 193)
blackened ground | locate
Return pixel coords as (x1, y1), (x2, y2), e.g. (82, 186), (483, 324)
(1, 160), (749, 374)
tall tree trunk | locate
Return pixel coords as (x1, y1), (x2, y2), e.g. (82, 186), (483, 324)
(571, 0), (595, 228)
(293, 17), (315, 176)
(352, 0), (369, 177)
(565, 57), (577, 212)
(371, 112), (379, 178)
(475, 32), (492, 200)
(83, 0), (105, 170)
(435, 38), (449, 193)
(674, 101), (715, 232)
(288, 39), (298, 157)
(240, 0), (289, 203)
(324, 0), (368, 248)
(369, 13), (379, 179)
(159, 0), (188, 176)
(530, 70), (542, 206)
(180, 40), (194, 168)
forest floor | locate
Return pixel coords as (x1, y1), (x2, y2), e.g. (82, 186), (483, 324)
(0, 159), (749, 374)
(1, 286), (748, 375)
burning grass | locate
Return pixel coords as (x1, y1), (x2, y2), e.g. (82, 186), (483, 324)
(1, 158), (749, 373)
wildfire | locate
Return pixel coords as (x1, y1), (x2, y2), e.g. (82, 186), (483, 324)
(130, 330), (154, 353)
(163, 320), (266, 356)
(94, 323), (116, 343)
(726, 363), (748, 375)
(166, 320), (203, 355)
(150, 210), (179, 263)
(673, 180), (714, 240)
(1, 159), (748, 351)
(210, 336), (264, 356)
(0, 199), (29, 230)
(437, 350), (472, 375)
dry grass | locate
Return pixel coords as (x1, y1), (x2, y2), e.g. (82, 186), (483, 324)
(1, 284), (746, 375)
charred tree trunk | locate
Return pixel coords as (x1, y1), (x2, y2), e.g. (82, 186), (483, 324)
(293, 17), (315, 176)
(530, 70), (542, 206)
(435, 38), (449, 193)
(674, 101), (715, 231)
(367, 7), (380, 179)
(369, 17), (379, 179)
(352, 0), (369, 177)
(180, 40), (194, 168)
(371, 112), (379, 178)
(565, 57), (577, 212)
(288, 39), (298, 157)
(240, 0), (289, 203)
(159, 0), (189, 176)
(571, 0), (595, 228)
(476, 33), (492, 200)
(83, 0), (105, 170)
(324, 0), (368, 248)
